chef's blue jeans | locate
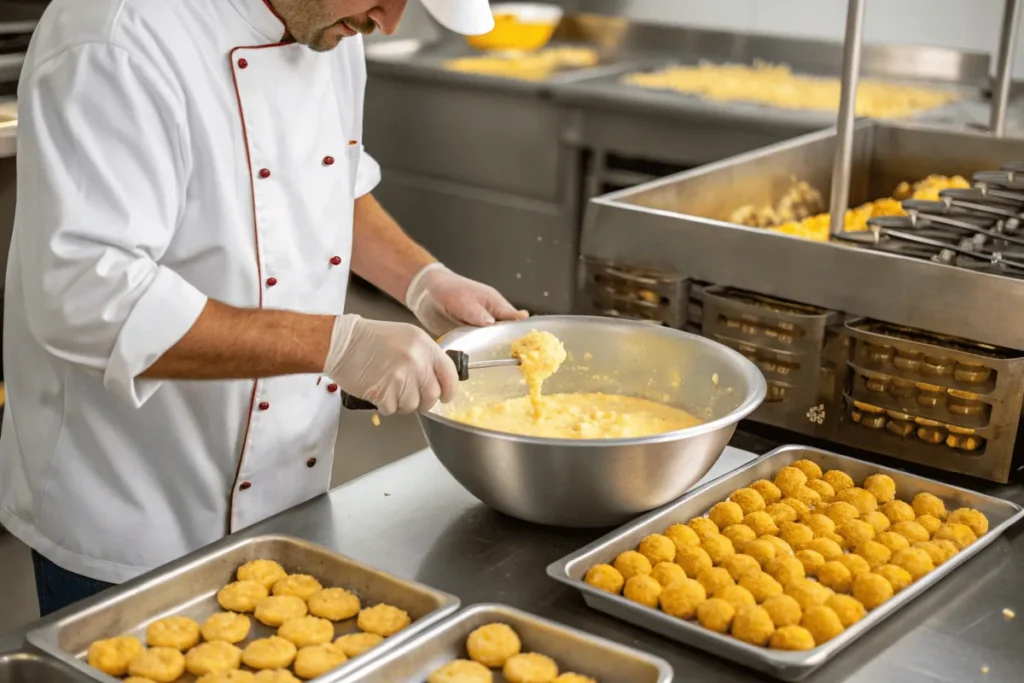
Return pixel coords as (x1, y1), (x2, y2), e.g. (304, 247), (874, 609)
(31, 550), (114, 617)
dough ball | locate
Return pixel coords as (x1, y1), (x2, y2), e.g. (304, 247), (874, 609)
(854, 540), (892, 569)
(932, 539), (960, 563)
(272, 575), (323, 601)
(791, 459), (823, 481)
(825, 532), (851, 552)
(197, 671), (256, 683)
(731, 605), (776, 647)
(252, 670), (301, 683)
(770, 625), (816, 651)
(125, 678), (160, 683)
(836, 553), (871, 579)
(890, 521), (930, 546)
(613, 550), (652, 581)
(651, 561), (686, 588)
(915, 514), (943, 537)
(709, 501), (745, 530)
(555, 674), (597, 683)
(128, 647), (186, 683)
(87, 636), (144, 677)
(334, 632), (384, 658)
(713, 584), (757, 611)
(862, 511), (892, 535)
(762, 594), (803, 628)
(202, 612), (251, 644)
(663, 523), (701, 550)
(466, 623), (521, 668)
(806, 479), (835, 505)
(660, 578), (707, 618)
(293, 644), (347, 680)
(687, 517), (720, 541)
(875, 564), (913, 593)
(742, 539), (777, 567)
(739, 570), (783, 603)
(780, 498), (811, 518)
(765, 556), (805, 587)
(834, 488), (877, 516)
(696, 567), (735, 595)
(803, 514), (836, 538)
(947, 507), (989, 537)
(722, 524), (758, 551)
(784, 577), (833, 611)
(638, 534), (676, 566)
(912, 541), (947, 567)
(911, 492), (947, 520)
(146, 616), (200, 650)
(825, 502), (860, 525)
(750, 479), (783, 505)
(700, 534), (735, 564)
(308, 588), (361, 621)
(254, 596), (308, 627)
(237, 559), (288, 591)
(876, 531), (911, 554)
(242, 637), (297, 670)
(794, 550), (825, 577)
(765, 503), (798, 526)
(760, 535), (794, 557)
(933, 523), (977, 550)
(357, 603), (411, 637)
(816, 561), (852, 593)
(801, 605), (843, 644)
(728, 488), (767, 516)
(822, 470), (855, 493)
(720, 553), (761, 582)
(803, 538), (843, 562)
(675, 546), (713, 578)
(696, 597), (736, 633)
(185, 641), (243, 677)
(624, 575), (663, 609)
(790, 487), (822, 510)
(584, 564), (624, 594)
(503, 653), (559, 683)
(826, 594), (866, 627)
(852, 572), (894, 610)
(742, 512), (778, 538)
(774, 467), (808, 496)
(863, 474), (897, 503)
(278, 616), (334, 648)
(837, 519), (875, 548)
(880, 500), (917, 524)
(218, 581), (269, 613)
(427, 660), (492, 683)
(779, 522), (814, 550)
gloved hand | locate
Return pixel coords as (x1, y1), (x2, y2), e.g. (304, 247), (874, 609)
(406, 263), (529, 337)
(324, 314), (459, 415)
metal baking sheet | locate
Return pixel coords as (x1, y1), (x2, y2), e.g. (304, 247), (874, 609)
(338, 603), (673, 682)
(546, 444), (1024, 681)
(27, 534), (460, 682)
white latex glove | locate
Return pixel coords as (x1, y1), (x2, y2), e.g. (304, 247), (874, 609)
(324, 314), (459, 415)
(406, 263), (529, 337)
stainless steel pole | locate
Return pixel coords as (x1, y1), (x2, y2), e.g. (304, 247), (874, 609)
(829, 0), (866, 237)
(990, 0), (1022, 137)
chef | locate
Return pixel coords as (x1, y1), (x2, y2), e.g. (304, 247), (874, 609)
(0, 0), (523, 616)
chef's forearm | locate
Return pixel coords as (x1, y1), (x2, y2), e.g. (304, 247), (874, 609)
(350, 193), (435, 302)
(141, 299), (334, 379)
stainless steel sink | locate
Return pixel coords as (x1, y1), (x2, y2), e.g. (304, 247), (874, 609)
(0, 652), (92, 683)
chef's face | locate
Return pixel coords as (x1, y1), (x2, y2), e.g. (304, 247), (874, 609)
(271, 0), (409, 52)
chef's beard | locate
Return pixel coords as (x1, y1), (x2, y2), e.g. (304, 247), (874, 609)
(305, 15), (376, 52)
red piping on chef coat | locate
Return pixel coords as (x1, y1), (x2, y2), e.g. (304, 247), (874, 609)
(261, 0), (287, 29)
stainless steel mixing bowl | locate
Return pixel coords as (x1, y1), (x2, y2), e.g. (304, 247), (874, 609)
(418, 316), (766, 527)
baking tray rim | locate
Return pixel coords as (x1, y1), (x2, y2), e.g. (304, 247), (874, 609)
(26, 533), (462, 683)
(334, 602), (675, 682)
(545, 444), (1024, 679)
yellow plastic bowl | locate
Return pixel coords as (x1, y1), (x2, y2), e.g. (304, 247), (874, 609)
(467, 3), (563, 51)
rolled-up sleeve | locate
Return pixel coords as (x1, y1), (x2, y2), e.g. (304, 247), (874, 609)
(354, 146), (381, 198)
(16, 43), (207, 406)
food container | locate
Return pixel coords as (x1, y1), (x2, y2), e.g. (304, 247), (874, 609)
(28, 535), (459, 682)
(547, 445), (1024, 681)
(418, 316), (766, 527)
(339, 603), (673, 682)
(466, 3), (563, 51)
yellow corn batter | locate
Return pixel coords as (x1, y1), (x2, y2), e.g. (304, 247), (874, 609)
(444, 47), (599, 81)
(449, 330), (702, 438)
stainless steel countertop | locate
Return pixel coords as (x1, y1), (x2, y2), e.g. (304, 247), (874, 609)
(3, 438), (1023, 681)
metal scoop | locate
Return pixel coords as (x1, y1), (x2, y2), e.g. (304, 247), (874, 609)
(340, 349), (520, 410)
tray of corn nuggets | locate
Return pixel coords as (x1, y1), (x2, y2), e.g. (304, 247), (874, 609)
(547, 445), (1024, 681)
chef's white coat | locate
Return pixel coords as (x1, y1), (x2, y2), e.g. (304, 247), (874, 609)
(0, 0), (382, 583)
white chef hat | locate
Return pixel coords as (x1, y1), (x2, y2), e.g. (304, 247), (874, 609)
(420, 0), (495, 35)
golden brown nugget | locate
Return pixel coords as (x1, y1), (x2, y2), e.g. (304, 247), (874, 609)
(774, 467), (808, 496)
(947, 507), (989, 536)
(803, 513), (836, 538)
(854, 540), (892, 569)
(638, 533), (676, 565)
(87, 636), (144, 677)
(785, 578), (832, 611)
(770, 625), (816, 651)
(504, 652), (559, 683)
(762, 594), (802, 628)
(357, 603), (411, 637)
(852, 573), (894, 609)
(729, 488), (767, 516)
(555, 674), (597, 683)
(271, 575), (323, 601)
(697, 597), (736, 633)
(780, 498), (811, 518)
(687, 517), (720, 541)
(651, 561), (686, 588)
(308, 587), (361, 621)
(765, 503), (798, 526)
(197, 671), (255, 683)
(779, 522), (814, 550)
(914, 541), (949, 567)
(254, 596), (308, 627)
(876, 531), (911, 554)
(790, 486), (822, 509)
(128, 647), (186, 683)
(202, 612), (251, 644)
(700, 534), (735, 565)
(836, 554), (871, 579)
(722, 524), (757, 551)
(660, 578), (707, 619)
(806, 479), (835, 504)
(731, 605), (775, 646)
(891, 547), (935, 581)
(466, 622), (521, 668)
(743, 539), (777, 568)
(709, 501), (745, 530)
(293, 643), (347, 680)
(185, 641), (243, 677)
(794, 550), (825, 577)
(428, 659), (493, 683)
(834, 488), (877, 516)
(837, 519), (875, 548)
(801, 605), (844, 644)
(664, 523), (701, 550)
(237, 559), (288, 591)
(791, 459), (823, 480)
(750, 479), (783, 505)
(824, 502), (860, 525)
(278, 616), (334, 647)
(740, 570), (783, 603)
(803, 538), (843, 562)
(879, 500), (916, 524)
(218, 581), (269, 613)
(863, 474), (897, 503)
(334, 632), (383, 658)
(915, 514), (943, 537)
(875, 564), (913, 593)
(911, 492), (947, 520)
(696, 567), (734, 595)
(890, 521), (930, 546)
(934, 523), (977, 550)
(612, 550), (652, 581)
(742, 512), (778, 538)
(817, 561), (853, 594)
(760, 535), (794, 558)
(253, 670), (301, 683)
(584, 564), (624, 594)
(713, 584), (757, 611)
(624, 575), (662, 609)
(675, 546), (713, 578)
(825, 532), (851, 552)
(826, 594), (866, 627)
(821, 470), (854, 493)
(862, 511), (892, 535)
(242, 637), (297, 670)
(933, 539), (960, 562)
(125, 678), (160, 683)
(765, 556), (805, 587)
(720, 553), (761, 582)
(146, 615), (201, 650)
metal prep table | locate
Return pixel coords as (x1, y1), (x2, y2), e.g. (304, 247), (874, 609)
(3, 437), (1022, 682)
